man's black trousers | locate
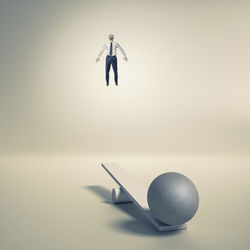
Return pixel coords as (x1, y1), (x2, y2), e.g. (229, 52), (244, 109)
(105, 55), (118, 84)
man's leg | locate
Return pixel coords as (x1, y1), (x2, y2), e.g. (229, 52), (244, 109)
(111, 56), (118, 85)
(105, 56), (111, 86)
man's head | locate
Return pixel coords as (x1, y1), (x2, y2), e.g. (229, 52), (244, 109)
(108, 34), (114, 41)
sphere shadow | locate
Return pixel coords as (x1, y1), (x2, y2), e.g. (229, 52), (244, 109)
(84, 185), (185, 237)
(109, 218), (184, 237)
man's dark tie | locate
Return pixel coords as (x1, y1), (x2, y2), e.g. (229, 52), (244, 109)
(109, 42), (113, 56)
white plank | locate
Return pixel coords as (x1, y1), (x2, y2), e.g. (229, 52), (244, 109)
(101, 162), (186, 232)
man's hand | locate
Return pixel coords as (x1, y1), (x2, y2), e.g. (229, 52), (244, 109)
(96, 58), (100, 63)
(124, 57), (128, 62)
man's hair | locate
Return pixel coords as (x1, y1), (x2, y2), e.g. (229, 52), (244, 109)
(108, 34), (114, 40)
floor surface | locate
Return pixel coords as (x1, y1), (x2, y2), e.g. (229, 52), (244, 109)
(1, 154), (249, 250)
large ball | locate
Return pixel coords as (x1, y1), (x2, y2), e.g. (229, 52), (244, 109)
(147, 172), (199, 225)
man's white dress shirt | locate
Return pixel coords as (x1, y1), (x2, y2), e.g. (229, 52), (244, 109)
(97, 41), (127, 59)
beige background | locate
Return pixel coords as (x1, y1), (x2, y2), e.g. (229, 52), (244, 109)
(1, 0), (250, 154)
(0, 0), (250, 249)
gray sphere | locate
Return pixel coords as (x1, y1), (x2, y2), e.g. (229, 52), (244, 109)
(147, 172), (199, 225)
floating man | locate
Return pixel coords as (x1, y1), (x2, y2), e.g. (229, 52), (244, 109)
(96, 34), (128, 86)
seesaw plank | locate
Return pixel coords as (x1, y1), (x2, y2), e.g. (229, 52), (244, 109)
(101, 162), (186, 232)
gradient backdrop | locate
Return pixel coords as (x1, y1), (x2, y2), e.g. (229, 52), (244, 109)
(1, 0), (250, 154)
(0, 1), (250, 250)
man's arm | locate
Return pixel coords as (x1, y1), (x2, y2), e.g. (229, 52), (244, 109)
(96, 43), (106, 62)
(116, 43), (128, 61)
